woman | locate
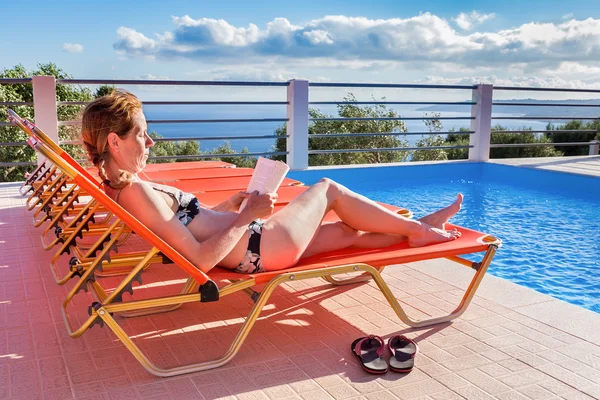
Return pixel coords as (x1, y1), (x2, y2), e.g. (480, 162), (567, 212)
(81, 90), (462, 274)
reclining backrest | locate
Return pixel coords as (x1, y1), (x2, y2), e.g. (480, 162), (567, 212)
(26, 134), (212, 287)
(8, 109), (99, 184)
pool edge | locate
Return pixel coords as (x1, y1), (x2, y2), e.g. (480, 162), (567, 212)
(411, 258), (600, 345)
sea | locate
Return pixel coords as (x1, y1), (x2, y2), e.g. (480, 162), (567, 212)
(143, 104), (552, 154)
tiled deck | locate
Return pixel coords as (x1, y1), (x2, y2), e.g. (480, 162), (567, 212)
(490, 155), (600, 177)
(1, 177), (600, 400)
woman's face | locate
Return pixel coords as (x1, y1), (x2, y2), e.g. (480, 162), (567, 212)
(113, 111), (154, 173)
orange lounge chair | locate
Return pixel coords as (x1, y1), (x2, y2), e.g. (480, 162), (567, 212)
(20, 153), (233, 198)
(195, 185), (309, 207)
(10, 109), (235, 217)
(27, 133), (501, 378)
(12, 128), (297, 281)
(143, 160), (232, 172)
(10, 110), (310, 287)
(138, 166), (255, 182)
(28, 167), (270, 238)
(7, 110), (264, 248)
(161, 176), (302, 193)
(11, 108), (291, 229)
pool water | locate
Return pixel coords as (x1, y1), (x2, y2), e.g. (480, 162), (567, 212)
(289, 163), (600, 314)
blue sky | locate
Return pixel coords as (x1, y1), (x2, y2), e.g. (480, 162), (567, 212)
(3, 0), (600, 97)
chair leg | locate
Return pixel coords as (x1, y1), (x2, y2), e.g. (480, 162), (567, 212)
(372, 245), (498, 328)
(92, 274), (283, 377)
(322, 266), (386, 286)
(67, 246), (498, 376)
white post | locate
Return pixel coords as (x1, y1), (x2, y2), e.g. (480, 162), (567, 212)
(590, 140), (599, 156)
(32, 76), (59, 165)
(468, 84), (493, 161)
(286, 79), (309, 170)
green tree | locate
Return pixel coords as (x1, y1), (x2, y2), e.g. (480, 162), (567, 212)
(94, 85), (116, 98)
(148, 133), (201, 163)
(445, 129), (471, 160)
(545, 120), (600, 156)
(273, 94), (409, 166)
(148, 135), (257, 168)
(412, 113), (448, 161)
(202, 142), (257, 168)
(443, 125), (562, 159)
(0, 63), (92, 182)
(489, 126), (562, 158)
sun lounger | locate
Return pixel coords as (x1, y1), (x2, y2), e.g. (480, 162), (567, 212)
(24, 130), (501, 377)
(11, 109), (500, 376)
(22, 159), (234, 196)
(160, 176), (302, 193)
(139, 166), (255, 181)
(144, 160), (233, 171)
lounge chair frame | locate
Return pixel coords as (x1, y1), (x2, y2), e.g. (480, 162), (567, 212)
(29, 134), (498, 377)
(11, 110), (501, 378)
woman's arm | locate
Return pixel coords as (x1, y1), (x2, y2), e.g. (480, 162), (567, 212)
(118, 183), (262, 273)
(210, 191), (247, 212)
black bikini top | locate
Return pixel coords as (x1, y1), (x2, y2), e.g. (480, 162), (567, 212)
(151, 186), (201, 226)
(113, 184), (202, 226)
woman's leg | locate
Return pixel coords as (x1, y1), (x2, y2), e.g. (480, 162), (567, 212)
(260, 178), (461, 270)
(299, 221), (406, 259)
(300, 194), (464, 258)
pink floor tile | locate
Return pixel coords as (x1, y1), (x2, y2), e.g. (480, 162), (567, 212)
(1, 182), (600, 400)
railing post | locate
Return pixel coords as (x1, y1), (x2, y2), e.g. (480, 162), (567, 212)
(32, 76), (59, 164)
(590, 140), (599, 156)
(286, 79), (309, 170)
(468, 84), (493, 162)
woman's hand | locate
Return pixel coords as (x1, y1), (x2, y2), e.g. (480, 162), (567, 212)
(228, 191), (249, 210)
(240, 191), (277, 222)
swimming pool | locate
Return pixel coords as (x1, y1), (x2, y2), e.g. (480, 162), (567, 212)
(289, 162), (600, 314)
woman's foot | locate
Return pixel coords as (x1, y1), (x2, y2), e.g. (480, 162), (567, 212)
(407, 225), (461, 247)
(419, 194), (463, 229)
(407, 194), (463, 247)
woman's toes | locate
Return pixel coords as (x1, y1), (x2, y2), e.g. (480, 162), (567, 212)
(452, 194), (464, 212)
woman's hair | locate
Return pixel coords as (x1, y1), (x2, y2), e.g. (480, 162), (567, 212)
(81, 89), (142, 188)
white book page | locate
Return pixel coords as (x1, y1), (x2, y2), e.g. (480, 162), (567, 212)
(239, 157), (290, 211)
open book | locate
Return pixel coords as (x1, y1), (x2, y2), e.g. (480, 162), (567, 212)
(239, 157), (290, 211)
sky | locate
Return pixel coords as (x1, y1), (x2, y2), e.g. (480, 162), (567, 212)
(2, 0), (600, 100)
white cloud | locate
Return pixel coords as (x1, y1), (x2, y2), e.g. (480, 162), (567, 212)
(208, 67), (290, 81)
(454, 11), (496, 30)
(63, 43), (84, 53)
(562, 13), (574, 20)
(113, 27), (157, 58)
(291, 58), (398, 70)
(184, 63), (337, 84)
(543, 61), (600, 76)
(418, 74), (600, 90)
(171, 16), (261, 46)
(112, 14), (600, 73)
(138, 73), (172, 80)
(193, 66), (304, 82)
(302, 30), (334, 45)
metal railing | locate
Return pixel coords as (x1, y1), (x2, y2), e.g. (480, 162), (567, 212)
(490, 86), (600, 154)
(305, 82), (476, 160)
(1, 77), (599, 172)
(59, 79), (291, 163)
(0, 78), (293, 167)
(0, 79), (37, 167)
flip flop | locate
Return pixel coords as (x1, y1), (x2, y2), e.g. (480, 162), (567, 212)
(351, 335), (388, 374)
(387, 335), (418, 373)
